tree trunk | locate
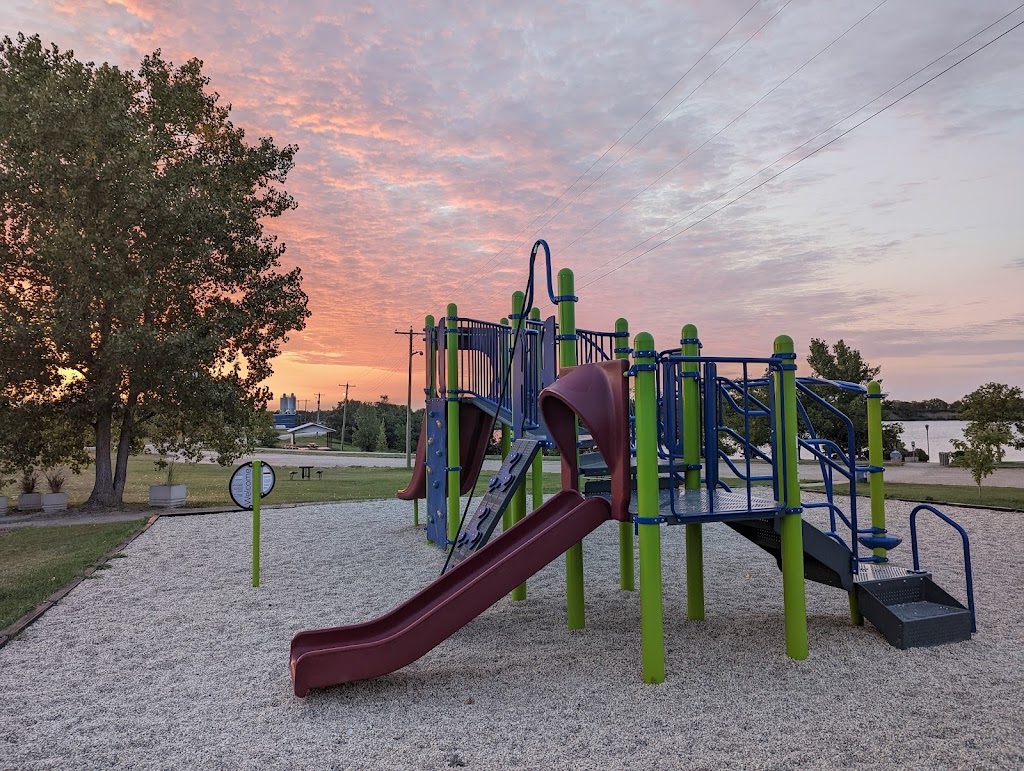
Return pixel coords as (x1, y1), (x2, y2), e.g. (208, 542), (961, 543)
(111, 394), (138, 504)
(87, 410), (116, 507)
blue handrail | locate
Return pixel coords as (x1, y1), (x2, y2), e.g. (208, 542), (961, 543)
(910, 504), (976, 633)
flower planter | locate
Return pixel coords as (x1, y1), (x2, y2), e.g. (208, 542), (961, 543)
(149, 484), (187, 509)
(42, 492), (69, 514)
(18, 492), (43, 511)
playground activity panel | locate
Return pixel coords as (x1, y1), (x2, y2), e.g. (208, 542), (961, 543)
(289, 240), (975, 697)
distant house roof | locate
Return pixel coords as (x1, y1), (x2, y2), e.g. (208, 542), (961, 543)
(286, 422), (336, 436)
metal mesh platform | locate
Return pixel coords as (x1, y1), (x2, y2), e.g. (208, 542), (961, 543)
(586, 483), (782, 524)
(853, 563), (921, 583)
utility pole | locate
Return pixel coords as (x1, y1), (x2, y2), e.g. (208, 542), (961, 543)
(339, 383), (355, 452)
(315, 392), (322, 424)
(395, 327), (423, 469)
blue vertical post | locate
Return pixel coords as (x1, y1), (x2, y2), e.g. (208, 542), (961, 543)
(510, 292), (527, 601)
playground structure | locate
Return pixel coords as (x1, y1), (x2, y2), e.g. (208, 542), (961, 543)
(290, 241), (976, 697)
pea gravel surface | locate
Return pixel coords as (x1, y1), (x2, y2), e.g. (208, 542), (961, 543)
(1, 495), (1021, 770)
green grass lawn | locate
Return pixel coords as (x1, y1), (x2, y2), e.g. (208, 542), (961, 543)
(0, 519), (147, 630)
(52, 455), (563, 508)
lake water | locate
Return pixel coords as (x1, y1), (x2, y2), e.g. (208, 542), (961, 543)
(885, 420), (1024, 462)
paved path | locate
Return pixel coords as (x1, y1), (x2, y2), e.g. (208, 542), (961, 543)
(3, 456), (1019, 532)
(212, 449), (564, 472)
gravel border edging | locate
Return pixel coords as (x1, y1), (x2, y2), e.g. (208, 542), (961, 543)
(0, 513), (160, 650)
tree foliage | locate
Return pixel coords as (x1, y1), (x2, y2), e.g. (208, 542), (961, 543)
(956, 383), (1024, 447)
(803, 339), (902, 457)
(951, 422), (1008, 496)
(0, 35), (309, 505)
(951, 383), (1024, 495)
(324, 399), (424, 453)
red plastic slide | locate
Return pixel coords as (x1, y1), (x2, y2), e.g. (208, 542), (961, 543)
(289, 490), (612, 696)
(396, 401), (492, 500)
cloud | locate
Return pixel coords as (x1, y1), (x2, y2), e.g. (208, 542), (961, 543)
(4, 0), (1023, 403)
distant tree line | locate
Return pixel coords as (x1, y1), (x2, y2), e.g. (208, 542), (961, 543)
(321, 398), (425, 453)
(882, 398), (959, 421)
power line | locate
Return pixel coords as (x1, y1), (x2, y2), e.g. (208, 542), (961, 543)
(441, 0), (764, 308)
(557, 0), (888, 261)
(577, 5), (1024, 291)
(483, 0), (797, 307)
(514, 0), (796, 250)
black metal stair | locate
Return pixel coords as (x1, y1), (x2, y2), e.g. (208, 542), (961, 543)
(726, 518), (854, 591)
(727, 519), (974, 649)
(854, 566), (973, 649)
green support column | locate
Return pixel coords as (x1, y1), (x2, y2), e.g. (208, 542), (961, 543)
(446, 303), (461, 544)
(558, 269), (586, 630)
(634, 333), (665, 683)
(615, 317), (634, 592)
(252, 459), (261, 588)
(866, 381), (887, 558)
(510, 292), (527, 601)
(531, 308), (545, 515)
(681, 324), (705, 621)
(774, 335), (808, 661)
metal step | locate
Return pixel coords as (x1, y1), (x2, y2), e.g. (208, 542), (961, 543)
(855, 572), (972, 649)
(727, 517), (854, 591)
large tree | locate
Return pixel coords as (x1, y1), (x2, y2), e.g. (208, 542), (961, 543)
(0, 35), (309, 506)
(804, 339), (902, 458)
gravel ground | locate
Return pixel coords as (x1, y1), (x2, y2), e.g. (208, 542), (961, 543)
(0, 495), (1021, 770)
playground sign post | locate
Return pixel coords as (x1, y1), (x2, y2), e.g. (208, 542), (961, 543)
(229, 461), (275, 587)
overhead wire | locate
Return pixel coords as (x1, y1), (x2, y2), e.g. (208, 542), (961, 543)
(485, 0), (798, 307)
(509, 0), (796, 255)
(576, 4), (1024, 291)
(555, 0), (888, 261)
(441, 0), (764, 309)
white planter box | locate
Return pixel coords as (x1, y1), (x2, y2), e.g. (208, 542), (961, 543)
(18, 492), (42, 511)
(149, 484), (187, 509)
(42, 492), (69, 514)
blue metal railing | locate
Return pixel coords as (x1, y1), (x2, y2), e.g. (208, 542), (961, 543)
(436, 319), (513, 419)
(576, 328), (630, 364)
(657, 352), (792, 520)
(910, 504), (976, 632)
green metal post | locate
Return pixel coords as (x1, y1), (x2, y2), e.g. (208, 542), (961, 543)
(774, 335), (808, 660)
(252, 459), (261, 588)
(681, 324), (705, 621)
(511, 292), (527, 601)
(634, 333), (665, 683)
(531, 307), (544, 515)
(866, 381), (887, 558)
(446, 303), (461, 544)
(558, 269), (586, 630)
(615, 317), (634, 592)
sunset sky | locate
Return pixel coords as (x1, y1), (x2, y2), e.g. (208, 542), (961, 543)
(4, 0), (1023, 408)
